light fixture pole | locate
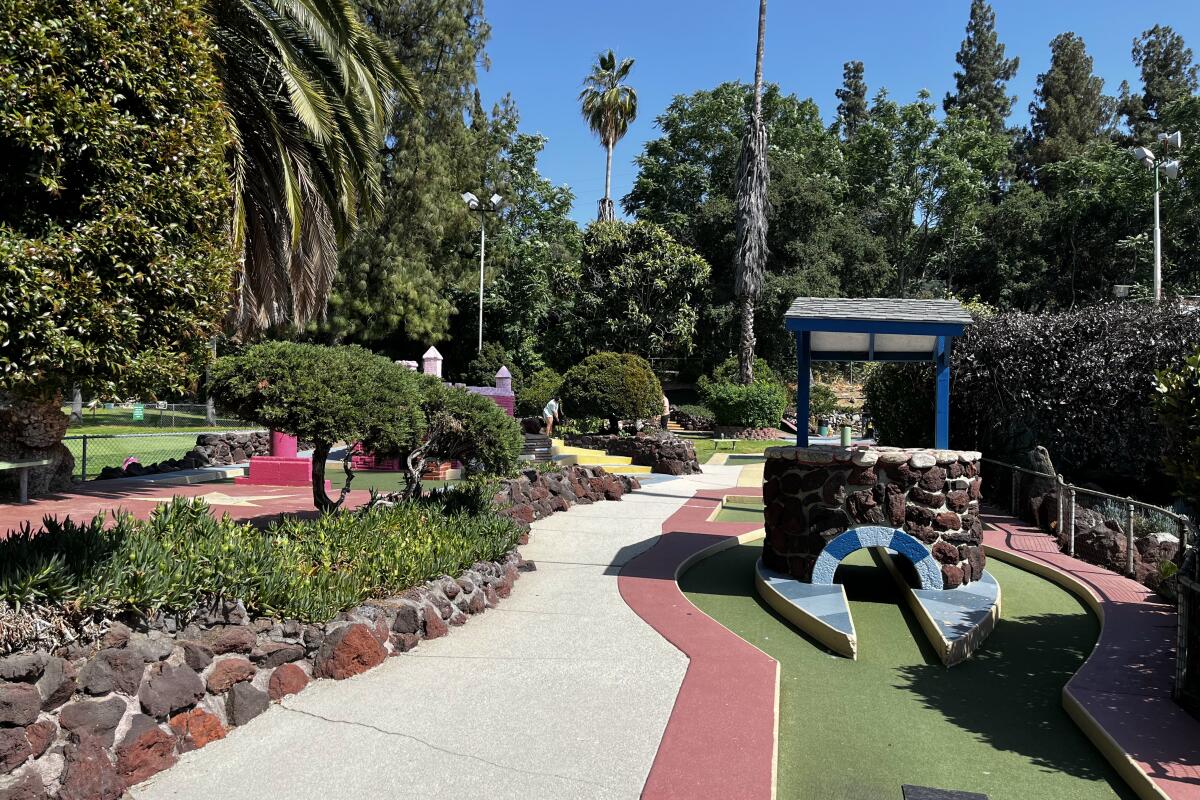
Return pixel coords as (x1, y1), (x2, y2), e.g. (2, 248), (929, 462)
(1132, 131), (1182, 303)
(461, 191), (502, 352)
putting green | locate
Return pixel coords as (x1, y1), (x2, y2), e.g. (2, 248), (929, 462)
(713, 504), (766, 524)
(680, 542), (1137, 800)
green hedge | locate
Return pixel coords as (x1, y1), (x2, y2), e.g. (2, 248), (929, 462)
(559, 352), (663, 432)
(0, 495), (520, 629)
(700, 381), (788, 429)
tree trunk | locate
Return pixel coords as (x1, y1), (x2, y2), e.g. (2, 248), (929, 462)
(0, 391), (75, 500)
(404, 443), (429, 500)
(598, 143), (615, 222)
(69, 386), (83, 424)
(738, 295), (756, 384)
(311, 441), (333, 511)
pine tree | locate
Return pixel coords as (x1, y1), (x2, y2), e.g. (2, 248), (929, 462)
(1121, 25), (1199, 138)
(1028, 33), (1108, 166)
(943, 0), (1019, 132)
(318, 0), (494, 347)
(835, 61), (868, 140)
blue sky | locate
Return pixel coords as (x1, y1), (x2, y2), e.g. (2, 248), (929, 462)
(476, 0), (1200, 223)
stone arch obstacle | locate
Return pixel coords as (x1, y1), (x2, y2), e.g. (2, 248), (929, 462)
(811, 526), (944, 591)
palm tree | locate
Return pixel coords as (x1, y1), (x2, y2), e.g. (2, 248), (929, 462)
(733, 0), (769, 384)
(579, 50), (637, 222)
(207, 0), (420, 335)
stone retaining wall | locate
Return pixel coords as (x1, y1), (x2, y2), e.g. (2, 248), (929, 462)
(0, 464), (633, 798)
(762, 445), (984, 588)
(564, 432), (702, 475)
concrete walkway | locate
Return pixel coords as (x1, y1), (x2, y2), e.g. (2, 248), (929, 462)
(131, 466), (743, 800)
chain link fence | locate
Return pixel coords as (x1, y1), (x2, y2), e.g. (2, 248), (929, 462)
(64, 401), (248, 432)
(63, 430), (265, 481)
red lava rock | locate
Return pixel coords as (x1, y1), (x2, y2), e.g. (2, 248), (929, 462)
(389, 633), (419, 654)
(267, 663), (309, 701)
(206, 658), (256, 694)
(313, 624), (386, 680)
(205, 626), (256, 655)
(251, 641), (305, 669)
(517, 531), (530, 545)
(371, 618), (390, 646)
(448, 612), (467, 627)
(80, 648), (143, 697)
(494, 576), (513, 599)
(115, 715), (177, 787)
(941, 563), (965, 589)
(945, 490), (970, 513)
(934, 511), (962, 531)
(180, 641), (214, 671)
(138, 663), (205, 718)
(0, 769), (46, 800)
(101, 622), (131, 650)
(931, 540), (959, 565)
(0, 726), (32, 772)
(59, 735), (123, 800)
(391, 602), (420, 635)
(25, 719), (56, 759)
(466, 592), (486, 614)
(483, 586), (500, 608)
(168, 708), (226, 752)
(58, 696), (126, 747)
(225, 683), (269, 726)
(0, 683), (41, 727)
(422, 606), (448, 640)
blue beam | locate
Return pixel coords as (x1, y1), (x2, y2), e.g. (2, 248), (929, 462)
(796, 331), (810, 448)
(935, 335), (950, 449)
(785, 318), (967, 337)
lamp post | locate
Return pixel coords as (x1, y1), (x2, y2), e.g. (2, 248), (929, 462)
(461, 191), (502, 352)
(1131, 131), (1182, 303)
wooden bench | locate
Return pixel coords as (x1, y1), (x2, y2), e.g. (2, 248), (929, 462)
(0, 459), (53, 504)
(713, 436), (737, 451)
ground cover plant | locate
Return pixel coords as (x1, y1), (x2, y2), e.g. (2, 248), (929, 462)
(0, 494), (521, 651)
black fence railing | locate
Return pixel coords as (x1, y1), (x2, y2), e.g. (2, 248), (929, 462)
(63, 430), (264, 481)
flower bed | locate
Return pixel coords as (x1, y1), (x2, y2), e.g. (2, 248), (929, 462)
(0, 465), (635, 797)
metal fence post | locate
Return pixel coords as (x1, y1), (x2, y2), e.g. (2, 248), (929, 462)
(1011, 468), (1019, 516)
(81, 435), (88, 481)
(1056, 474), (1064, 540)
(1067, 486), (1076, 557)
(1126, 498), (1136, 577)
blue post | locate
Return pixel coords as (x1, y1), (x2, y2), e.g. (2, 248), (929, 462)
(934, 335), (950, 449)
(796, 331), (810, 447)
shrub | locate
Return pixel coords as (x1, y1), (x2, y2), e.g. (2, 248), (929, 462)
(700, 381), (788, 429)
(0, 0), (235, 397)
(863, 363), (935, 447)
(210, 342), (426, 510)
(517, 368), (563, 418)
(462, 343), (524, 395)
(673, 403), (715, 429)
(559, 353), (663, 433)
(706, 356), (784, 388)
(406, 383), (523, 485)
(1157, 351), (1200, 508)
(809, 383), (840, 421)
(0, 497), (520, 644)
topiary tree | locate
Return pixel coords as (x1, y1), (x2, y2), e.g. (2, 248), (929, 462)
(0, 0), (236, 497)
(461, 342), (525, 395)
(517, 368), (563, 418)
(559, 353), (663, 433)
(400, 382), (523, 497)
(210, 342), (426, 511)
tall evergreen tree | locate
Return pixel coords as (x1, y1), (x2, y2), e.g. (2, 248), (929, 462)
(943, 0), (1019, 132)
(318, 0), (492, 347)
(1028, 33), (1108, 167)
(835, 60), (869, 140)
(1121, 25), (1199, 138)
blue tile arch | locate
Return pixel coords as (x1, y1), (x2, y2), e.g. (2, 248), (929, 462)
(810, 526), (944, 590)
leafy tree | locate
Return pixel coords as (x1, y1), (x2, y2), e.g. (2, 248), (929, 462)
(401, 382), (522, 497)
(1028, 33), (1110, 167)
(835, 61), (869, 140)
(733, 0), (770, 385)
(580, 50), (638, 222)
(318, 0), (492, 347)
(1122, 25), (1199, 138)
(516, 368), (564, 418)
(559, 353), (663, 433)
(562, 221), (710, 364)
(943, 0), (1019, 133)
(211, 343), (427, 511)
(212, 0), (418, 335)
(0, 0), (236, 398)
(1156, 351), (1200, 508)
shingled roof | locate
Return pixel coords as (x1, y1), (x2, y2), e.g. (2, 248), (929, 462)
(784, 297), (974, 326)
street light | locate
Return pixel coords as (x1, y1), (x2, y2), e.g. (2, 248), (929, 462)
(1130, 131), (1183, 303)
(461, 191), (503, 352)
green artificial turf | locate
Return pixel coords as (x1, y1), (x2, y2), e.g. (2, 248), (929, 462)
(713, 504), (766, 524)
(323, 468), (459, 494)
(691, 438), (794, 465)
(680, 543), (1138, 800)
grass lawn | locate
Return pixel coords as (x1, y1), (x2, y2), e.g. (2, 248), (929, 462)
(64, 406), (251, 435)
(691, 437), (794, 465)
(681, 542), (1136, 800)
(63, 433), (206, 480)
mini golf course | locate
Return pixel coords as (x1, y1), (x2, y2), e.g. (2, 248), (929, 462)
(680, 538), (1139, 800)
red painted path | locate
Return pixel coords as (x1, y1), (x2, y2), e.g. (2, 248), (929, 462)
(984, 510), (1200, 800)
(620, 486), (778, 800)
